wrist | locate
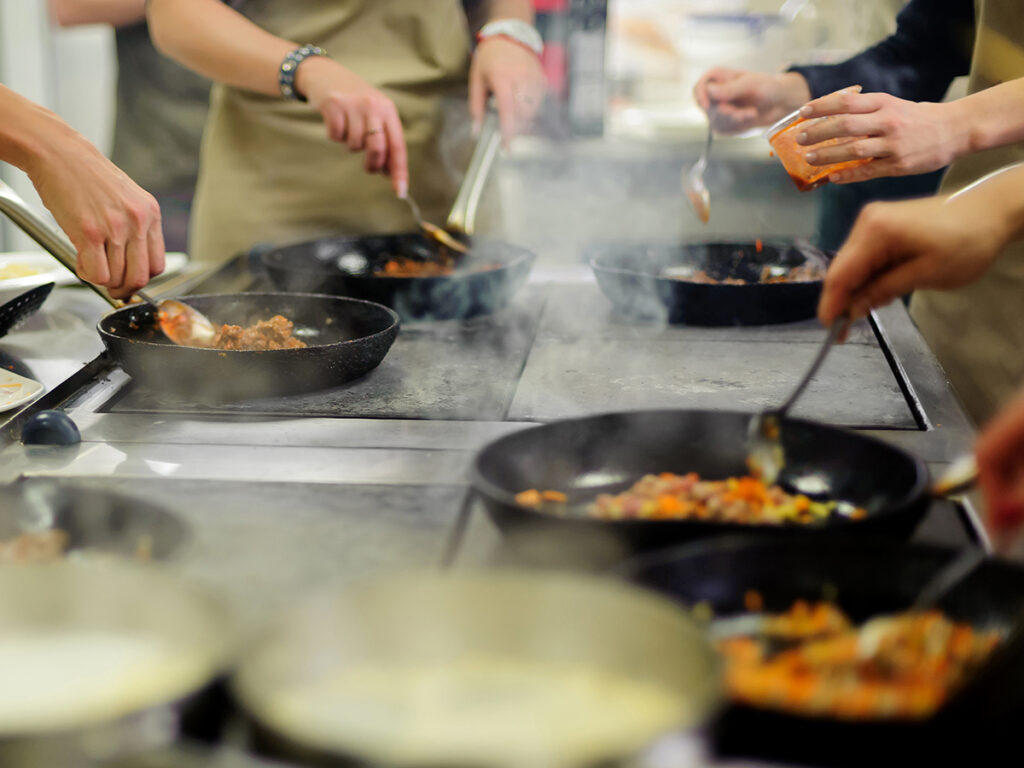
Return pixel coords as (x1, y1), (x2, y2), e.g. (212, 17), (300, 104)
(2, 101), (77, 177)
(292, 54), (336, 106)
(476, 19), (543, 57)
(942, 99), (977, 161)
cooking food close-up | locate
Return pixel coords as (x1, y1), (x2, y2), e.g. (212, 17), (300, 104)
(2, 1), (1024, 767)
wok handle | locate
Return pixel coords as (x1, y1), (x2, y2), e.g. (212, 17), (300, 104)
(0, 179), (119, 308)
(446, 110), (501, 237)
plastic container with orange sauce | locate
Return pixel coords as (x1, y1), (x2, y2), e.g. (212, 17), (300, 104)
(767, 108), (872, 192)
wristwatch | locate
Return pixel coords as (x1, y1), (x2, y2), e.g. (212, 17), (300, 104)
(476, 19), (544, 56)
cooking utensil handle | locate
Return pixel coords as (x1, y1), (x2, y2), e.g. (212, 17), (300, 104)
(932, 453), (979, 498)
(0, 179), (119, 308)
(776, 314), (850, 418)
(446, 110), (501, 236)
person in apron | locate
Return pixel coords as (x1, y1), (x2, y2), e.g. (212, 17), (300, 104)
(145, 0), (545, 264)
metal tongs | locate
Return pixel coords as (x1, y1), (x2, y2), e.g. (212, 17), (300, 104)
(402, 110), (502, 253)
(0, 180), (216, 347)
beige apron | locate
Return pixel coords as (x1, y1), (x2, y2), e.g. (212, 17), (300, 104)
(189, 0), (472, 263)
(910, 0), (1024, 426)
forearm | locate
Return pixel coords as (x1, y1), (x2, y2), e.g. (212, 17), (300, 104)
(0, 85), (80, 177)
(147, 0), (297, 97)
(790, 0), (972, 101)
(946, 79), (1024, 158)
(953, 163), (1024, 247)
(48, 0), (144, 28)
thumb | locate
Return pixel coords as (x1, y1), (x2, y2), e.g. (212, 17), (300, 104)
(706, 75), (753, 105)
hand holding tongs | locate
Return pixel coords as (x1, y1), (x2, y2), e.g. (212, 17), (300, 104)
(0, 180), (216, 347)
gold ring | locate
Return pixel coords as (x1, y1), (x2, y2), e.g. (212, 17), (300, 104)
(365, 128), (384, 135)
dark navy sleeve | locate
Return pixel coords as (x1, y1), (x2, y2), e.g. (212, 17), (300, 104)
(788, 0), (975, 102)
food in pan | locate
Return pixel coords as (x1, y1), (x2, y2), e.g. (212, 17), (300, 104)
(716, 599), (1001, 719)
(374, 255), (455, 277)
(0, 629), (206, 734)
(662, 261), (825, 285)
(515, 472), (866, 525)
(260, 656), (692, 767)
(211, 315), (306, 351)
(0, 530), (69, 564)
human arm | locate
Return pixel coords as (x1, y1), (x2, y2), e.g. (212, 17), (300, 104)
(469, 0), (547, 145)
(47, 0), (144, 28)
(693, 0), (973, 135)
(0, 84), (164, 298)
(146, 0), (408, 195)
(818, 163), (1024, 326)
(976, 388), (1024, 545)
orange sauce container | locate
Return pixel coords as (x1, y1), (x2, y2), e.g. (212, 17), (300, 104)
(767, 109), (871, 192)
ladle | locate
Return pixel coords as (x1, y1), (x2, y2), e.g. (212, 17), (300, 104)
(684, 114), (713, 223)
(747, 314), (850, 483)
(0, 180), (216, 347)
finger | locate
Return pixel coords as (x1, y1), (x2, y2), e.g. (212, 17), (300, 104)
(712, 106), (759, 134)
(829, 163), (886, 185)
(469, 64), (487, 132)
(346, 108), (366, 152)
(492, 79), (517, 149)
(705, 75), (754, 105)
(114, 232), (149, 300)
(806, 138), (888, 166)
(322, 100), (348, 144)
(76, 242), (110, 287)
(363, 119), (388, 174)
(148, 217), (166, 278)
(844, 257), (931, 316)
(382, 104), (409, 198)
(797, 113), (883, 145)
(104, 239), (127, 292)
(800, 87), (880, 119)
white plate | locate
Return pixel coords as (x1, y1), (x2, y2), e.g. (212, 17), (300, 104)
(0, 252), (189, 292)
(0, 369), (44, 413)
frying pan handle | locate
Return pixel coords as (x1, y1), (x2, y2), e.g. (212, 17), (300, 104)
(0, 179), (119, 308)
(446, 110), (501, 237)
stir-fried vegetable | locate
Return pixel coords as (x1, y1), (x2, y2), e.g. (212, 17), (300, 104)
(515, 472), (866, 525)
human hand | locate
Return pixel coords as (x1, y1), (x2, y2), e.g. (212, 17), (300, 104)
(977, 388), (1024, 548)
(796, 91), (966, 184)
(26, 130), (164, 300)
(296, 56), (409, 197)
(693, 67), (810, 134)
(469, 36), (546, 147)
(818, 193), (1010, 327)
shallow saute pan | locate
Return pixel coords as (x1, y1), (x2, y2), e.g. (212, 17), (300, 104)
(99, 293), (399, 401)
(618, 538), (1024, 765)
(472, 409), (929, 555)
(233, 571), (721, 767)
(261, 232), (534, 321)
(588, 240), (826, 326)
(0, 561), (233, 768)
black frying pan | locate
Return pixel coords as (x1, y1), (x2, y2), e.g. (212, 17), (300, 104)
(471, 410), (929, 553)
(618, 537), (1024, 765)
(260, 232), (534, 321)
(587, 241), (826, 326)
(99, 293), (399, 401)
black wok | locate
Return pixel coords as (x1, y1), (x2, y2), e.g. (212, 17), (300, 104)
(619, 537), (1024, 765)
(588, 240), (826, 326)
(260, 232), (534, 321)
(99, 293), (399, 401)
(471, 410), (929, 554)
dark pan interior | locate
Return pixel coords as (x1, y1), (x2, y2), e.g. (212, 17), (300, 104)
(587, 241), (826, 326)
(261, 232), (535, 321)
(98, 293), (399, 401)
(619, 537), (1024, 765)
(472, 410), (930, 552)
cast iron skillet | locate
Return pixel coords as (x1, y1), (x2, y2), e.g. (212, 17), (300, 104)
(618, 537), (1024, 766)
(587, 241), (827, 326)
(260, 232), (535, 321)
(471, 410), (929, 554)
(98, 293), (399, 401)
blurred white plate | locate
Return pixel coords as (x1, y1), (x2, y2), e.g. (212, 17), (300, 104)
(0, 252), (188, 292)
(0, 369), (43, 413)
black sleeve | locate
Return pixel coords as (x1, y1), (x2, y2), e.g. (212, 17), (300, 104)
(788, 0), (975, 102)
